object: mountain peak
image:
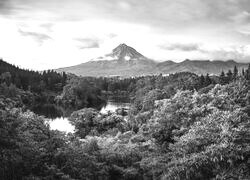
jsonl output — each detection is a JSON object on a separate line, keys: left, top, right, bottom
{"left": 112, "top": 43, "right": 144, "bottom": 60}
{"left": 114, "top": 43, "right": 132, "bottom": 50}
{"left": 117, "top": 43, "right": 128, "bottom": 47}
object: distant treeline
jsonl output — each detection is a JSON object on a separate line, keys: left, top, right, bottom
{"left": 219, "top": 64, "right": 250, "bottom": 84}
{"left": 0, "top": 59, "right": 67, "bottom": 93}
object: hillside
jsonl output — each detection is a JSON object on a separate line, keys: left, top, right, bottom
{"left": 0, "top": 59, "right": 67, "bottom": 92}
{"left": 157, "top": 59, "right": 248, "bottom": 75}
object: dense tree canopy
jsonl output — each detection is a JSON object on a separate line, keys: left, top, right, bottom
{"left": 0, "top": 59, "right": 67, "bottom": 92}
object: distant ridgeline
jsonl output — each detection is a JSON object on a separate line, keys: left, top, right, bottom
{"left": 56, "top": 43, "right": 249, "bottom": 77}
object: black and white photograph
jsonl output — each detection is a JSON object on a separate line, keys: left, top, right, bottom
{"left": 1, "top": 0, "right": 250, "bottom": 179}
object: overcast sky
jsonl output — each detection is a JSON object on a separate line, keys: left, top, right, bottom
{"left": 1, "top": 0, "right": 250, "bottom": 70}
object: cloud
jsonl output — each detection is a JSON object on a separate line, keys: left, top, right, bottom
{"left": 107, "top": 33, "right": 117, "bottom": 38}
{"left": 0, "top": 0, "right": 31, "bottom": 17}
{"left": 40, "top": 23, "right": 54, "bottom": 32}
{"left": 18, "top": 29, "right": 52, "bottom": 45}
{"left": 0, "top": 0, "right": 12, "bottom": 15}
{"left": 75, "top": 38, "right": 100, "bottom": 49}
{"left": 157, "top": 42, "right": 250, "bottom": 62}
{"left": 231, "top": 11, "right": 250, "bottom": 23}
{"left": 117, "top": 1, "right": 131, "bottom": 11}
{"left": 3, "top": 0, "right": 250, "bottom": 32}
{"left": 207, "top": 46, "right": 247, "bottom": 61}
{"left": 160, "top": 43, "right": 201, "bottom": 52}
{"left": 2, "top": 0, "right": 250, "bottom": 70}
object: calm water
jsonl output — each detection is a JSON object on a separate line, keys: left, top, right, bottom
{"left": 49, "top": 117, "right": 75, "bottom": 133}
{"left": 100, "top": 101, "right": 130, "bottom": 114}
{"left": 44, "top": 97, "right": 130, "bottom": 133}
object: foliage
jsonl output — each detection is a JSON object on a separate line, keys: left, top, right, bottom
{"left": 56, "top": 78, "right": 106, "bottom": 110}
{"left": 147, "top": 79, "right": 250, "bottom": 179}
{"left": 69, "top": 108, "right": 128, "bottom": 138}
{"left": 0, "top": 100, "right": 71, "bottom": 180}
{"left": 0, "top": 59, "right": 67, "bottom": 92}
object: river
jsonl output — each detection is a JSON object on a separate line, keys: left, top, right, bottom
{"left": 100, "top": 101, "right": 130, "bottom": 114}
{"left": 47, "top": 99, "right": 130, "bottom": 133}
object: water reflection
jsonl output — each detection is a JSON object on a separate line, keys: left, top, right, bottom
{"left": 32, "top": 104, "right": 63, "bottom": 119}
{"left": 100, "top": 101, "right": 130, "bottom": 114}
{"left": 35, "top": 96, "right": 131, "bottom": 133}
{"left": 32, "top": 104, "right": 75, "bottom": 119}
{"left": 32, "top": 102, "right": 106, "bottom": 119}
{"left": 49, "top": 117, "right": 74, "bottom": 133}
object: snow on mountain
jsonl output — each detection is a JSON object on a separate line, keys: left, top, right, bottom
{"left": 91, "top": 43, "right": 146, "bottom": 62}
{"left": 56, "top": 44, "right": 249, "bottom": 77}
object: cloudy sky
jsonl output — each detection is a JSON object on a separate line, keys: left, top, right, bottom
{"left": 1, "top": 0, "right": 250, "bottom": 70}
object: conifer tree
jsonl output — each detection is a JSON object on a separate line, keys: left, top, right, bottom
{"left": 226, "top": 69, "right": 233, "bottom": 82}
{"left": 204, "top": 73, "right": 212, "bottom": 86}
{"left": 246, "top": 64, "right": 250, "bottom": 80}
{"left": 233, "top": 65, "right": 238, "bottom": 79}
{"left": 219, "top": 71, "right": 226, "bottom": 84}
{"left": 199, "top": 74, "right": 205, "bottom": 88}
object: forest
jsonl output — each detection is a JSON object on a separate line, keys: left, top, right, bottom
{"left": 1, "top": 58, "right": 250, "bottom": 180}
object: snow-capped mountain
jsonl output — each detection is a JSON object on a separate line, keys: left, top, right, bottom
{"left": 56, "top": 44, "right": 249, "bottom": 77}
{"left": 91, "top": 43, "right": 147, "bottom": 61}
{"left": 57, "top": 44, "right": 157, "bottom": 76}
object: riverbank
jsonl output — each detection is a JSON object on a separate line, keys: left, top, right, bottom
{"left": 46, "top": 98, "right": 131, "bottom": 133}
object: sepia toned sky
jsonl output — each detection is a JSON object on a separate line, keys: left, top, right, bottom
{"left": 1, "top": 0, "right": 250, "bottom": 70}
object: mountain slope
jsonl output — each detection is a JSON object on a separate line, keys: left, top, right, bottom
{"left": 57, "top": 44, "right": 249, "bottom": 77}
{"left": 111, "top": 43, "right": 144, "bottom": 60}
{"left": 57, "top": 44, "right": 157, "bottom": 76}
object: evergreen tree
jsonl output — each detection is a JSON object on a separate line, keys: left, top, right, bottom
{"left": 226, "top": 69, "right": 233, "bottom": 82}
{"left": 233, "top": 65, "right": 238, "bottom": 79}
{"left": 199, "top": 74, "right": 205, "bottom": 88}
{"left": 219, "top": 70, "right": 226, "bottom": 84}
{"left": 204, "top": 73, "right": 212, "bottom": 86}
{"left": 246, "top": 64, "right": 250, "bottom": 80}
